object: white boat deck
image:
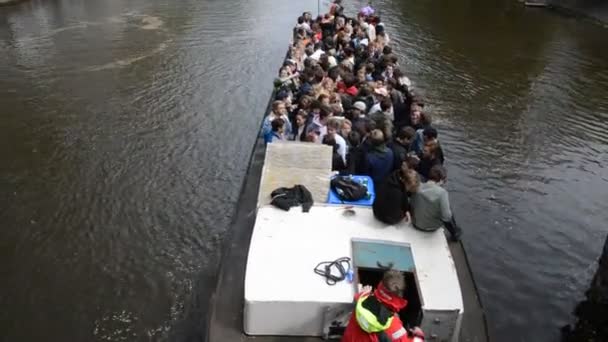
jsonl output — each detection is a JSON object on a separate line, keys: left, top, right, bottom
{"left": 244, "top": 205, "right": 463, "bottom": 336}
{"left": 244, "top": 141, "right": 463, "bottom": 338}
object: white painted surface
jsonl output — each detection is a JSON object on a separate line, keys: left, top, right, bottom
{"left": 244, "top": 205, "right": 463, "bottom": 336}
{"left": 257, "top": 142, "right": 333, "bottom": 206}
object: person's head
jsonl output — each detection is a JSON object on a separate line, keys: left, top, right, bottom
{"left": 271, "top": 118, "right": 285, "bottom": 134}
{"left": 382, "top": 270, "right": 406, "bottom": 297}
{"left": 356, "top": 67, "right": 366, "bottom": 82}
{"left": 422, "top": 127, "right": 438, "bottom": 143}
{"left": 318, "top": 94, "right": 330, "bottom": 106}
{"left": 319, "top": 105, "right": 333, "bottom": 123}
{"left": 385, "top": 63, "right": 394, "bottom": 76}
{"left": 330, "top": 103, "right": 343, "bottom": 116}
{"left": 342, "top": 73, "right": 356, "bottom": 88}
{"left": 341, "top": 119, "right": 352, "bottom": 137}
{"left": 276, "top": 90, "right": 290, "bottom": 105}
{"left": 311, "top": 100, "right": 322, "bottom": 114}
{"left": 313, "top": 68, "right": 325, "bottom": 84}
{"left": 396, "top": 126, "right": 416, "bottom": 145}
{"left": 422, "top": 140, "right": 438, "bottom": 159}
{"left": 347, "top": 130, "right": 361, "bottom": 147}
{"left": 380, "top": 97, "right": 393, "bottom": 112}
{"left": 382, "top": 45, "right": 392, "bottom": 55}
{"left": 336, "top": 16, "right": 345, "bottom": 28}
{"left": 299, "top": 95, "right": 313, "bottom": 111}
{"left": 343, "top": 46, "right": 355, "bottom": 58}
{"left": 322, "top": 135, "right": 339, "bottom": 153}
{"left": 328, "top": 66, "right": 341, "bottom": 82}
{"left": 295, "top": 110, "right": 307, "bottom": 127}
{"left": 401, "top": 169, "right": 420, "bottom": 193}
{"left": 428, "top": 165, "right": 447, "bottom": 184}
{"left": 370, "top": 129, "right": 385, "bottom": 147}
{"left": 420, "top": 112, "right": 432, "bottom": 127}
{"left": 352, "top": 101, "right": 367, "bottom": 117}
{"left": 305, "top": 127, "right": 321, "bottom": 143}
{"left": 279, "top": 66, "right": 290, "bottom": 78}
{"left": 404, "top": 154, "right": 420, "bottom": 171}
{"left": 297, "top": 16, "right": 305, "bottom": 25}
{"left": 326, "top": 118, "right": 341, "bottom": 136}
{"left": 365, "top": 63, "right": 375, "bottom": 74}
{"left": 272, "top": 100, "right": 286, "bottom": 116}
{"left": 410, "top": 109, "right": 421, "bottom": 125}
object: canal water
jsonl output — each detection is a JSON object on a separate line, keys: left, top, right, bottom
{"left": 1, "top": 0, "right": 606, "bottom": 341}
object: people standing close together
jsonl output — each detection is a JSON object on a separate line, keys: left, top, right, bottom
{"left": 264, "top": 1, "right": 462, "bottom": 241}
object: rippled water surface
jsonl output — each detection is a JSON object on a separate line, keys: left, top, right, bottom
{"left": 1, "top": 0, "right": 607, "bottom": 341}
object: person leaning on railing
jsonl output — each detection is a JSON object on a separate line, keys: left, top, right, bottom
{"left": 410, "top": 165, "right": 462, "bottom": 241}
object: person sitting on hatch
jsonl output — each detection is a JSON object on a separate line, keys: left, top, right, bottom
{"left": 342, "top": 270, "right": 425, "bottom": 342}
{"left": 410, "top": 165, "right": 462, "bottom": 241}
{"left": 373, "top": 167, "right": 419, "bottom": 225}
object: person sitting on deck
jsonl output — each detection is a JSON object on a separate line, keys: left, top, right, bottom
{"left": 264, "top": 118, "right": 285, "bottom": 144}
{"left": 365, "top": 129, "right": 394, "bottom": 186}
{"left": 342, "top": 270, "right": 425, "bottom": 342}
{"left": 411, "top": 165, "right": 462, "bottom": 241}
{"left": 373, "top": 168, "right": 419, "bottom": 225}
{"left": 416, "top": 140, "right": 442, "bottom": 181}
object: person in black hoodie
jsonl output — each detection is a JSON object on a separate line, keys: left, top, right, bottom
{"left": 345, "top": 131, "right": 368, "bottom": 175}
{"left": 373, "top": 168, "right": 419, "bottom": 225}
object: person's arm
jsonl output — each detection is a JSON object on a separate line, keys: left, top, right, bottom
{"left": 282, "top": 115, "right": 292, "bottom": 136}
{"left": 261, "top": 116, "right": 271, "bottom": 135}
{"left": 338, "top": 141, "right": 347, "bottom": 164}
{"left": 439, "top": 189, "right": 453, "bottom": 222}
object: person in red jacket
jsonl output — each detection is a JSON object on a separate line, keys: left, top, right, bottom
{"left": 342, "top": 270, "right": 425, "bottom": 342}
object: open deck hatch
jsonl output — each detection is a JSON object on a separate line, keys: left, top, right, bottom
{"left": 352, "top": 239, "right": 423, "bottom": 328}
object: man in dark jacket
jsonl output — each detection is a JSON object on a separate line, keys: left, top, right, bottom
{"left": 365, "top": 129, "right": 394, "bottom": 186}
{"left": 390, "top": 126, "right": 416, "bottom": 171}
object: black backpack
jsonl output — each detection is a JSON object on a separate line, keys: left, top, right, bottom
{"left": 330, "top": 176, "right": 367, "bottom": 202}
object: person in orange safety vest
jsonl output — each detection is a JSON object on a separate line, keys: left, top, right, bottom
{"left": 342, "top": 270, "right": 425, "bottom": 342}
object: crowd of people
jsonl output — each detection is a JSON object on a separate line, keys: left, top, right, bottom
{"left": 264, "top": 1, "right": 462, "bottom": 243}
{"left": 262, "top": 3, "right": 464, "bottom": 340}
